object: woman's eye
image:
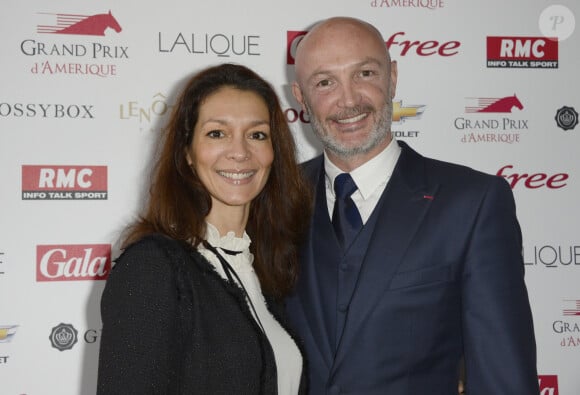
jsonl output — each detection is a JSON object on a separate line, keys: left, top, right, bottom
{"left": 206, "top": 130, "right": 224, "bottom": 138}
{"left": 250, "top": 131, "right": 269, "bottom": 140}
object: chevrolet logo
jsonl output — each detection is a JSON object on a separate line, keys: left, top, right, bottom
{"left": 392, "top": 101, "right": 425, "bottom": 123}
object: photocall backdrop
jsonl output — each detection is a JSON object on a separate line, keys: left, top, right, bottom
{"left": 1, "top": 1, "right": 578, "bottom": 394}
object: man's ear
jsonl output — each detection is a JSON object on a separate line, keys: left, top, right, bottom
{"left": 389, "top": 60, "right": 398, "bottom": 98}
{"left": 291, "top": 81, "right": 307, "bottom": 113}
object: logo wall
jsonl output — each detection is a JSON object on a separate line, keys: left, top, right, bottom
{"left": 22, "top": 165, "right": 108, "bottom": 200}
{"left": 20, "top": 10, "right": 128, "bottom": 77}
{"left": 36, "top": 244, "right": 111, "bottom": 281}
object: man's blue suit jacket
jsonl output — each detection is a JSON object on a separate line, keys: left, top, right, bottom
{"left": 286, "top": 141, "right": 539, "bottom": 395}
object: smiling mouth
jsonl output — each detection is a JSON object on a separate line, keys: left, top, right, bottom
{"left": 218, "top": 171, "right": 255, "bottom": 181}
{"left": 336, "top": 113, "right": 368, "bottom": 124}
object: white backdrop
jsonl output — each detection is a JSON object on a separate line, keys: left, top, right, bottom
{"left": 1, "top": 1, "right": 579, "bottom": 394}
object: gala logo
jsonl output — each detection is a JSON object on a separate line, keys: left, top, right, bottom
{"left": 538, "top": 375, "right": 559, "bottom": 395}
{"left": 37, "top": 10, "right": 122, "bottom": 36}
{"left": 36, "top": 244, "right": 111, "bottom": 281}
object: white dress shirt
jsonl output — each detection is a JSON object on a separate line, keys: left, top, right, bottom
{"left": 324, "top": 138, "right": 402, "bottom": 223}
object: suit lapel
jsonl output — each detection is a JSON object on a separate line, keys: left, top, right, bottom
{"left": 296, "top": 158, "right": 339, "bottom": 367}
{"left": 332, "top": 141, "right": 440, "bottom": 368}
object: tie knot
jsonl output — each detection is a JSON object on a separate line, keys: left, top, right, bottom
{"left": 334, "top": 173, "right": 358, "bottom": 199}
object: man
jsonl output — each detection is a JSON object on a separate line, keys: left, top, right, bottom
{"left": 285, "top": 17, "right": 539, "bottom": 394}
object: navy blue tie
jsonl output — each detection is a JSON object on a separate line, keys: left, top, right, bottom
{"left": 332, "top": 173, "right": 363, "bottom": 249}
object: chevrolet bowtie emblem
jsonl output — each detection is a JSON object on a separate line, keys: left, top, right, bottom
{"left": 392, "top": 101, "right": 426, "bottom": 122}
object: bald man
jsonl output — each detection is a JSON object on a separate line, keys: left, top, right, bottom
{"left": 285, "top": 17, "right": 539, "bottom": 395}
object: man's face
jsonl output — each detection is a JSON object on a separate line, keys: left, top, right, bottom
{"left": 293, "top": 20, "right": 398, "bottom": 169}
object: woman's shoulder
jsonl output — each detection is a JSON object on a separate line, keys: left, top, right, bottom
{"left": 105, "top": 234, "right": 205, "bottom": 301}
{"left": 112, "top": 234, "right": 196, "bottom": 279}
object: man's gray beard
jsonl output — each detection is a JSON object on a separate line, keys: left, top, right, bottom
{"left": 306, "top": 101, "right": 393, "bottom": 159}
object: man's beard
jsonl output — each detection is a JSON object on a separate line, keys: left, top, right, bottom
{"left": 305, "top": 100, "right": 393, "bottom": 159}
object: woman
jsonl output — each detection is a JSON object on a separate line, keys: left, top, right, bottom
{"left": 97, "top": 63, "right": 312, "bottom": 394}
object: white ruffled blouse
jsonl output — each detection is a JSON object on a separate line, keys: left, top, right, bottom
{"left": 198, "top": 223, "right": 302, "bottom": 395}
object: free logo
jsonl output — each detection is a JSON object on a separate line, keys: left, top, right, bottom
{"left": 496, "top": 165, "right": 568, "bottom": 189}
{"left": 287, "top": 31, "right": 306, "bottom": 64}
{"left": 22, "top": 165, "right": 107, "bottom": 200}
{"left": 37, "top": 10, "right": 122, "bottom": 36}
{"left": 286, "top": 30, "right": 461, "bottom": 64}
{"left": 487, "top": 36, "right": 558, "bottom": 68}
{"left": 49, "top": 323, "right": 78, "bottom": 351}
{"left": 554, "top": 106, "right": 578, "bottom": 131}
{"left": 36, "top": 244, "right": 111, "bottom": 281}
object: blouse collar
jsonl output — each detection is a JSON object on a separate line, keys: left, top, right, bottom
{"left": 205, "top": 222, "right": 251, "bottom": 255}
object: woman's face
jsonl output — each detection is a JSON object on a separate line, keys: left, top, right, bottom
{"left": 186, "top": 86, "right": 274, "bottom": 216}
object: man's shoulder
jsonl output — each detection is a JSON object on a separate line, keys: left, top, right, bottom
{"left": 400, "top": 141, "right": 506, "bottom": 189}
{"left": 299, "top": 154, "right": 324, "bottom": 180}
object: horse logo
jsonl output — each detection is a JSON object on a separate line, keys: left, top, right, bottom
{"left": 37, "top": 10, "right": 122, "bottom": 36}
{"left": 465, "top": 94, "right": 524, "bottom": 113}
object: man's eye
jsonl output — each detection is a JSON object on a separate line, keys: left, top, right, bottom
{"left": 206, "top": 130, "right": 224, "bottom": 138}
{"left": 360, "top": 69, "right": 375, "bottom": 77}
{"left": 316, "top": 79, "right": 332, "bottom": 87}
